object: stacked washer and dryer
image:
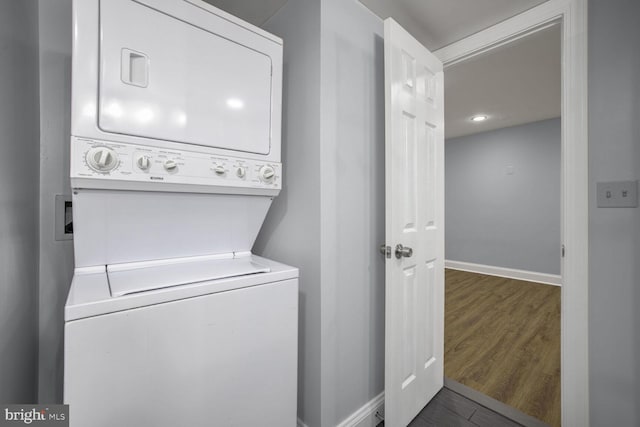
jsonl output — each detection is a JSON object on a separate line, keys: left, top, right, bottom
{"left": 63, "top": 0, "right": 298, "bottom": 426}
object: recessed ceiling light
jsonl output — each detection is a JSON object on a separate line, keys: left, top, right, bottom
{"left": 471, "top": 115, "right": 488, "bottom": 122}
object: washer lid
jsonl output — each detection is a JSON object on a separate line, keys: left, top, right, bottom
{"left": 107, "top": 252, "right": 270, "bottom": 297}
{"left": 65, "top": 255, "right": 298, "bottom": 322}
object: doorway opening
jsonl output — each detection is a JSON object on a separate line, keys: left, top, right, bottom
{"left": 428, "top": 0, "right": 590, "bottom": 422}
{"left": 442, "top": 24, "right": 562, "bottom": 427}
{"left": 374, "top": 0, "right": 587, "bottom": 425}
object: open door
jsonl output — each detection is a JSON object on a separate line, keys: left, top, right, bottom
{"left": 383, "top": 18, "right": 445, "bottom": 427}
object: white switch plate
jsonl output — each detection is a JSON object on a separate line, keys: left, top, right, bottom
{"left": 597, "top": 180, "right": 638, "bottom": 208}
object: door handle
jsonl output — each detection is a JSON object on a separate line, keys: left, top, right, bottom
{"left": 121, "top": 48, "right": 149, "bottom": 87}
{"left": 395, "top": 244, "right": 413, "bottom": 259}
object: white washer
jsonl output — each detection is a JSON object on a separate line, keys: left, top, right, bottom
{"left": 64, "top": 1, "right": 297, "bottom": 426}
{"left": 65, "top": 255, "right": 297, "bottom": 427}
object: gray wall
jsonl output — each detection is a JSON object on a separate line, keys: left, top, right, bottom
{"left": 23, "top": 1, "right": 640, "bottom": 425}
{"left": 445, "top": 118, "right": 561, "bottom": 275}
{"left": 0, "top": 0, "right": 40, "bottom": 403}
{"left": 588, "top": 0, "right": 640, "bottom": 425}
{"left": 37, "top": 0, "right": 74, "bottom": 404}
{"left": 257, "top": 1, "right": 385, "bottom": 426}
{"left": 319, "top": 1, "right": 385, "bottom": 426}
{"left": 256, "top": 1, "right": 322, "bottom": 425}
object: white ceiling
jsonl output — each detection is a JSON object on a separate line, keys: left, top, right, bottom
{"left": 445, "top": 24, "right": 561, "bottom": 139}
{"left": 203, "top": 0, "right": 560, "bottom": 140}
{"left": 358, "top": 0, "right": 549, "bottom": 50}
{"left": 202, "top": 0, "right": 288, "bottom": 26}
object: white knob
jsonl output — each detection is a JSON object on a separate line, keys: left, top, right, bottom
{"left": 137, "top": 155, "right": 151, "bottom": 171}
{"left": 86, "top": 147, "right": 119, "bottom": 172}
{"left": 236, "top": 167, "right": 246, "bottom": 178}
{"left": 214, "top": 165, "right": 226, "bottom": 175}
{"left": 260, "top": 165, "right": 276, "bottom": 181}
{"left": 164, "top": 160, "right": 178, "bottom": 171}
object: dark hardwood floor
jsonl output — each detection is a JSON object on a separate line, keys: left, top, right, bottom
{"left": 408, "top": 387, "right": 526, "bottom": 427}
{"left": 444, "top": 269, "right": 561, "bottom": 426}
{"left": 376, "top": 386, "right": 526, "bottom": 427}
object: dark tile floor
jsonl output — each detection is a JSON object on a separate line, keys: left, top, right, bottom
{"left": 378, "top": 387, "right": 524, "bottom": 427}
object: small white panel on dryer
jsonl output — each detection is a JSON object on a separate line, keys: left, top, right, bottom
{"left": 107, "top": 254, "right": 271, "bottom": 297}
{"left": 98, "top": 0, "right": 273, "bottom": 155}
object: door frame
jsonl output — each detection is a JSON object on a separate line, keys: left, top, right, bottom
{"left": 434, "top": 0, "right": 589, "bottom": 425}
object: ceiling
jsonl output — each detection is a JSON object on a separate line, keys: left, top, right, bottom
{"left": 202, "top": 0, "right": 287, "bottom": 26}
{"left": 204, "top": 0, "right": 547, "bottom": 46}
{"left": 203, "top": 0, "right": 560, "bottom": 140}
{"left": 358, "top": 0, "right": 549, "bottom": 50}
{"left": 445, "top": 24, "right": 561, "bottom": 139}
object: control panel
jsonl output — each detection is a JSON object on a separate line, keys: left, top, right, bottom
{"left": 71, "top": 138, "right": 282, "bottom": 193}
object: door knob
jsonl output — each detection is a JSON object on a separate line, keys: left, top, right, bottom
{"left": 395, "top": 244, "right": 413, "bottom": 259}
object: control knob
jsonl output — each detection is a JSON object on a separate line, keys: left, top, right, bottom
{"left": 86, "top": 146, "right": 119, "bottom": 173}
{"left": 214, "top": 165, "right": 226, "bottom": 175}
{"left": 259, "top": 165, "right": 276, "bottom": 182}
{"left": 236, "top": 167, "right": 246, "bottom": 178}
{"left": 137, "top": 155, "right": 151, "bottom": 171}
{"left": 164, "top": 159, "right": 178, "bottom": 172}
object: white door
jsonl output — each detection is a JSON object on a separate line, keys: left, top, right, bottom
{"left": 383, "top": 18, "right": 445, "bottom": 427}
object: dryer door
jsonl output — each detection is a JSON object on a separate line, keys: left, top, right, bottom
{"left": 98, "top": 0, "right": 275, "bottom": 155}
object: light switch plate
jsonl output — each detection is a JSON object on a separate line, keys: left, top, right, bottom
{"left": 597, "top": 180, "right": 638, "bottom": 208}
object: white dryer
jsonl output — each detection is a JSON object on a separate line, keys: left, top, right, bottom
{"left": 64, "top": 1, "right": 297, "bottom": 426}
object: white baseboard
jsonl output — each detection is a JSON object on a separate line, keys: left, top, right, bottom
{"left": 445, "top": 260, "right": 562, "bottom": 286}
{"left": 296, "top": 393, "right": 384, "bottom": 427}
{"left": 336, "top": 392, "right": 384, "bottom": 427}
